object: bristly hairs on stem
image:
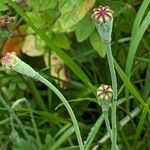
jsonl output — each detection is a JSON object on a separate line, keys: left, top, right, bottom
{"left": 92, "top": 6, "right": 119, "bottom": 150}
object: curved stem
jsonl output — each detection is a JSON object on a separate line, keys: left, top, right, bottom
{"left": 34, "top": 73, "right": 84, "bottom": 150}
{"left": 104, "top": 41, "right": 118, "bottom": 150}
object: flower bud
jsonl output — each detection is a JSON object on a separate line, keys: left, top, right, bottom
{"left": 97, "top": 84, "right": 113, "bottom": 111}
{"left": 1, "top": 52, "right": 18, "bottom": 69}
{"left": 1, "top": 52, "right": 37, "bottom": 78}
{"left": 97, "top": 84, "right": 113, "bottom": 101}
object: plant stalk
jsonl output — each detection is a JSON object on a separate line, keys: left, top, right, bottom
{"left": 103, "top": 110, "right": 112, "bottom": 141}
{"left": 104, "top": 41, "right": 118, "bottom": 150}
{"left": 34, "top": 73, "right": 84, "bottom": 150}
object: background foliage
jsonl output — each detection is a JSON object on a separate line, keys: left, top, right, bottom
{"left": 0, "top": 0, "right": 150, "bottom": 150}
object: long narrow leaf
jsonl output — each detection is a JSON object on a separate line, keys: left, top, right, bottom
{"left": 132, "top": 0, "right": 150, "bottom": 34}
{"left": 125, "top": 10, "right": 150, "bottom": 76}
{"left": 143, "top": 56, "right": 150, "bottom": 99}
{"left": 114, "top": 61, "right": 148, "bottom": 111}
{"left": 50, "top": 127, "right": 74, "bottom": 150}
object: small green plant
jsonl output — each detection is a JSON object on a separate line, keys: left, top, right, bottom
{"left": 0, "top": 0, "right": 150, "bottom": 150}
{"left": 92, "top": 6, "right": 118, "bottom": 150}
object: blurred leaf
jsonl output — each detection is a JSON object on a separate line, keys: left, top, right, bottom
{"left": 60, "top": 0, "right": 95, "bottom": 28}
{"left": 58, "top": 0, "right": 75, "bottom": 14}
{"left": 70, "top": 0, "right": 79, "bottom": 5}
{"left": 12, "top": 138, "right": 37, "bottom": 150}
{"left": 0, "top": 3, "right": 8, "bottom": 12}
{"left": 99, "top": 0, "right": 126, "bottom": 15}
{"left": 118, "top": 48, "right": 126, "bottom": 67}
{"left": 120, "top": 7, "right": 136, "bottom": 33}
{"left": 42, "top": 9, "right": 58, "bottom": 26}
{"left": 52, "top": 34, "right": 71, "bottom": 49}
{"left": 0, "top": 30, "right": 10, "bottom": 42}
{"left": 53, "top": 0, "right": 95, "bottom": 32}
{"left": 26, "top": 12, "right": 45, "bottom": 29}
{"left": 0, "top": 0, "right": 9, "bottom": 8}
{"left": 41, "top": 134, "right": 55, "bottom": 150}
{"left": 30, "top": 0, "right": 58, "bottom": 11}
{"left": 1, "top": 0, "right": 9, "bottom": 2}
{"left": 75, "top": 13, "right": 95, "bottom": 42}
{"left": 90, "top": 31, "right": 106, "bottom": 58}
{"left": 53, "top": 21, "right": 75, "bottom": 33}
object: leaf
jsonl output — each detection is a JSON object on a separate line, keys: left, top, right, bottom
{"left": 52, "top": 34, "right": 71, "bottom": 49}
{"left": 53, "top": 0, "right": 95, "bottom": 32}
{"left": 58, "top": 0, "right": 73, "bottom": 14}
{"left": 30, "top": 0, "right": 57, "bottom": 11}
{"left": 75, "top": 13, "right": 95, "bottom": 42}
{"left": 99, "top": 0, "right": 126, "bottom": 15}
{"left": 12, "top": 138, "right": 36, "bottom": 150}
{"left": 0, "top": 30, "right": 10, "bottom": 42}
{"left": 120, "top": 7, "right": 136, "bottom": 33}
{"left": 26, "top": 12, "right": 45, "bottom": 29}
{"left": 90, "top": 31, "right": 106, "bottom": 58}
{"left": 0, "top": 3, "right": 8, "bottom": 12}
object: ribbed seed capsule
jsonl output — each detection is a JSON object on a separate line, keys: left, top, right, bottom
{"left": 92, "top": 6, "right": 114, "bottom": 24}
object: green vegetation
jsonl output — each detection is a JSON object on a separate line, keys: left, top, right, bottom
{"left": 0, "top": 0, "right": 150, "bottom": 150}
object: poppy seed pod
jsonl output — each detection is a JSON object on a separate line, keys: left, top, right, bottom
{"left": 92, "top": 6, "right": 114, "bottom": 42}
{"left": 92, "top": 6, "right": 113, "bottom": 25}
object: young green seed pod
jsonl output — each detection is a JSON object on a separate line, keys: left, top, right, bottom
{"left": 92, "top": 6, "right": 113, "bottom": 25}
{"left": 92, "top": 6, "right": 114, "bottom": 42}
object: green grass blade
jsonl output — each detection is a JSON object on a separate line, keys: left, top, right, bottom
{"left": 11, "top": 98, "right": 41, "bottom": 148}
{"left": 57, "top": 146, "right": 79, "bottom": 150}
{"left": 114, "top": 61, "right": 148, "bottom": 110}
{"left": 132, "top": 0, "right": 150, "bottom": 34}
{"left": 54, "top": 124, "right": 71, "bottom": 139}
{"left": 84, "top": 114, "right": 104, "bottom": 150}
{"left": 50, "top": 126, "right": 74, "bottom": 150}
{"left": 132, "top": 104, "right": 148, "bottom": 150}
{"left": 9, "top": 1, "right": 93, "bottom": 90}
{"left": 143, "top": 56, "right": 150, "bottom": 99}
{"left": 125, "top": 10, "right": 150, "bottom": 77}
{"left": 120, "top": 129, "right": 130, "bottom": 149}
{"left": 0, "top": 95, "right": 31, "bottom": 142}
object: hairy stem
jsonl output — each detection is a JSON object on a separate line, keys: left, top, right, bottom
{"left": 103, "top": 110, "right": 112, "bottom": 141}
{"left": 34, "top": 73, "right": 84, "bottom": 150}
{"left": 104, "top": 41, "right": 118, "bottom": 150}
